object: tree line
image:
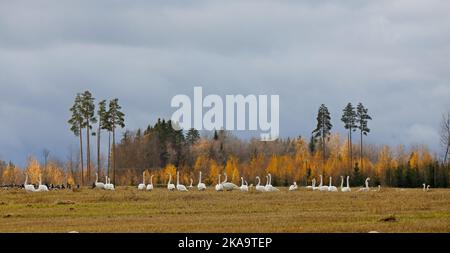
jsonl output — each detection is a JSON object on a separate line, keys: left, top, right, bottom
{"left": 0, "top": 97, "right": 449, "bottom": 188}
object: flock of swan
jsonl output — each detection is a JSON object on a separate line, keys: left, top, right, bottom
{"left": 133, "top": 172, "right": 378, "bottom": 193}
{"left": 24, "top": 174, "right": 49, "bottom": 192}
{"left": 20, "top": 171, "right": 432, "bottom": 193}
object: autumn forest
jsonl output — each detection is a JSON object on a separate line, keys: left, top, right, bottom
{"left": 1, "top": 91, "right": 449, "bottom": 189}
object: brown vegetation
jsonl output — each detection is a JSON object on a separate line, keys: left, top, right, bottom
{"left": 0, "top": 187, "right": 449, "bottom": 232}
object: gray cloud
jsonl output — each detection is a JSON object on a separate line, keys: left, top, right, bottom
{"left": 1, "top": 0, "right": 449, "bottom": 166}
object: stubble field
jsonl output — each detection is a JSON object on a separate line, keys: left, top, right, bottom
{"left": 0, "top": 187, "right": 449, "bottom": 233}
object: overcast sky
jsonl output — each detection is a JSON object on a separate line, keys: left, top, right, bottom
{"left": 1, "top": 0, "right": 449, "bottom": 166}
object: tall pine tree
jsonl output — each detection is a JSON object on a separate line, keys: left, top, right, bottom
{"left": 68, "top": 93, "right": 84, "bottom": 185}
{"left": 312, "top": 104, "right": 332, "bottom": 169}
{"left": 341, "top": 103, "right": 357, "bottom": 171}
{"left": 108, "top": 98, "right": 125, "bottom": 185}
{"left": 96, "top": 99, "right": 109, "bottom": 177}
{"left": 80, "top": 91, "right": 96, "bottom": 183}
{"left": 356, "top": 103, "right": 372, "bottom": 170}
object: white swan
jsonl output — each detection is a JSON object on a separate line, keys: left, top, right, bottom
{"left": 239, "top": 177, "right": 249, "bottom": 192}
{"left": 24, "top": 174, "right": 36, "bottom": 192}
{"left": 255, "top": 176, "right": 266, "bottom": 192}
{"left": 104, "top": 176, "right": 110, "bottom": 190}
{"left": 289, "top": 181, "right": 298, "bottom": 191}
{"left": 146, "top": 175, "right": 154, "bottom": 191}
{"left": 341, "top": 176, "right": 351, "bottom": 192}
{"left": 188, "top": 178, "right": 194, "bottom": 189}
{"left": 176, "top": 171, "right": 188, "bottom": 191}
{"left": 167, "top": 174, "right": 175, "bottom": 191}
{"left": 109, "top": 177, "right": 115, "bottom": 190}
{"left": 306, "top": 178, "right": 316, "bottom": 190}
{"left": 264, "top": 175, "right": 270, "bottom": 191}
{"left": 197, "top": 171, "right": 206, "bottom": 191}
{"left": 105, "top": 176, "right": 115, "bottom": 190}
{"left": 138, "top": 171, "right": 146, "bottom": 190}
{"left": 358, "top": 177, "right": 370, "bottom": 192}
{"left": 222, "top": 173, "right": 239, "bottom": 191}
{"left": 328, "top": 177, "right": 338, "bottom": 192}
{"left": 37, "top": 175, "right": 48, "bottom": 192}
{"left": 318, "top": 175, "right": 328, "bottom": 191}
{"left": 266, "top": 173, "right": 279, "bottom": 192}
{"left": 422, "top": 183, "right": 426, "bottom": 192}
{"left": 95, "top": 173, "right": 105, "bottom": 189}
{"left": 215, "top": 174, "right": 223, "bottom": 191}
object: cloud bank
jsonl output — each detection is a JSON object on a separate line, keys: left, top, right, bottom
{"left": 1, "top": 0, "right": 449, "bottom": 165}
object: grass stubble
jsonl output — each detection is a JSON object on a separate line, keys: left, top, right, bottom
{"left": 0, "top": 187, "right": 449, "bottom": 233}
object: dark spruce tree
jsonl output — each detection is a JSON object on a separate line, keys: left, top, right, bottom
{"left": 341, "top": 103, "right": 357, "bottom": 171}
{"left": 356, "top": 103, "right": 372, "bottom": 170}
{"left": 186, "top": 128, "right": 200, "bottom": 146}
{"left": 312, "top": 104, "right": 332, "bottom": 169}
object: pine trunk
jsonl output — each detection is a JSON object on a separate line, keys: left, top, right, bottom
{"left": 79, "top": 123, "right": 84, "bottom": 186}
{"left": 107, "top": 132, "right": 111, "bottom": 178}
{"left": 86, "top": 119, "right": 91, "bottom": 184}
{"left": 97, "top": 122, "right": 101, "bottom": 177}
{"left": 349, "top": 127, "right": 353, "bottom": 170}
{"left": 360, "top": 130, "right": 363, "bottom": 170}
{"left": 112, "top": 127, "right": 116, "bottom": 185}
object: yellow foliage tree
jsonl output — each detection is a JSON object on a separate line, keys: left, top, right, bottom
{"left": 163, "top": 163, "right": 177, "bottom": 183}
{"left": 26, "top": 157, "right": 41, "bottom": 184}
{"left": 208, "top": 159, "right": 221, "bottom": 185}
{"left": 2, "top": 165, "right": 22, "bottom": 185}
{"left": 247, "top": 153, "right": 265, "bottom": 180}
{"left": 43, "top": 161, "right": 65, "bottom": 185}
{"left": 225, "top": 155, "right": 239, "bottom": 184}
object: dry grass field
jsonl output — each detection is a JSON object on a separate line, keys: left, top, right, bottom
{"left": 0, "top": 187, "right": 449, "bottom": 233}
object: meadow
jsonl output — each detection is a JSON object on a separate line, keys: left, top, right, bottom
{"left": 0, "top": 187, "right": 449, "bottom": 233}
